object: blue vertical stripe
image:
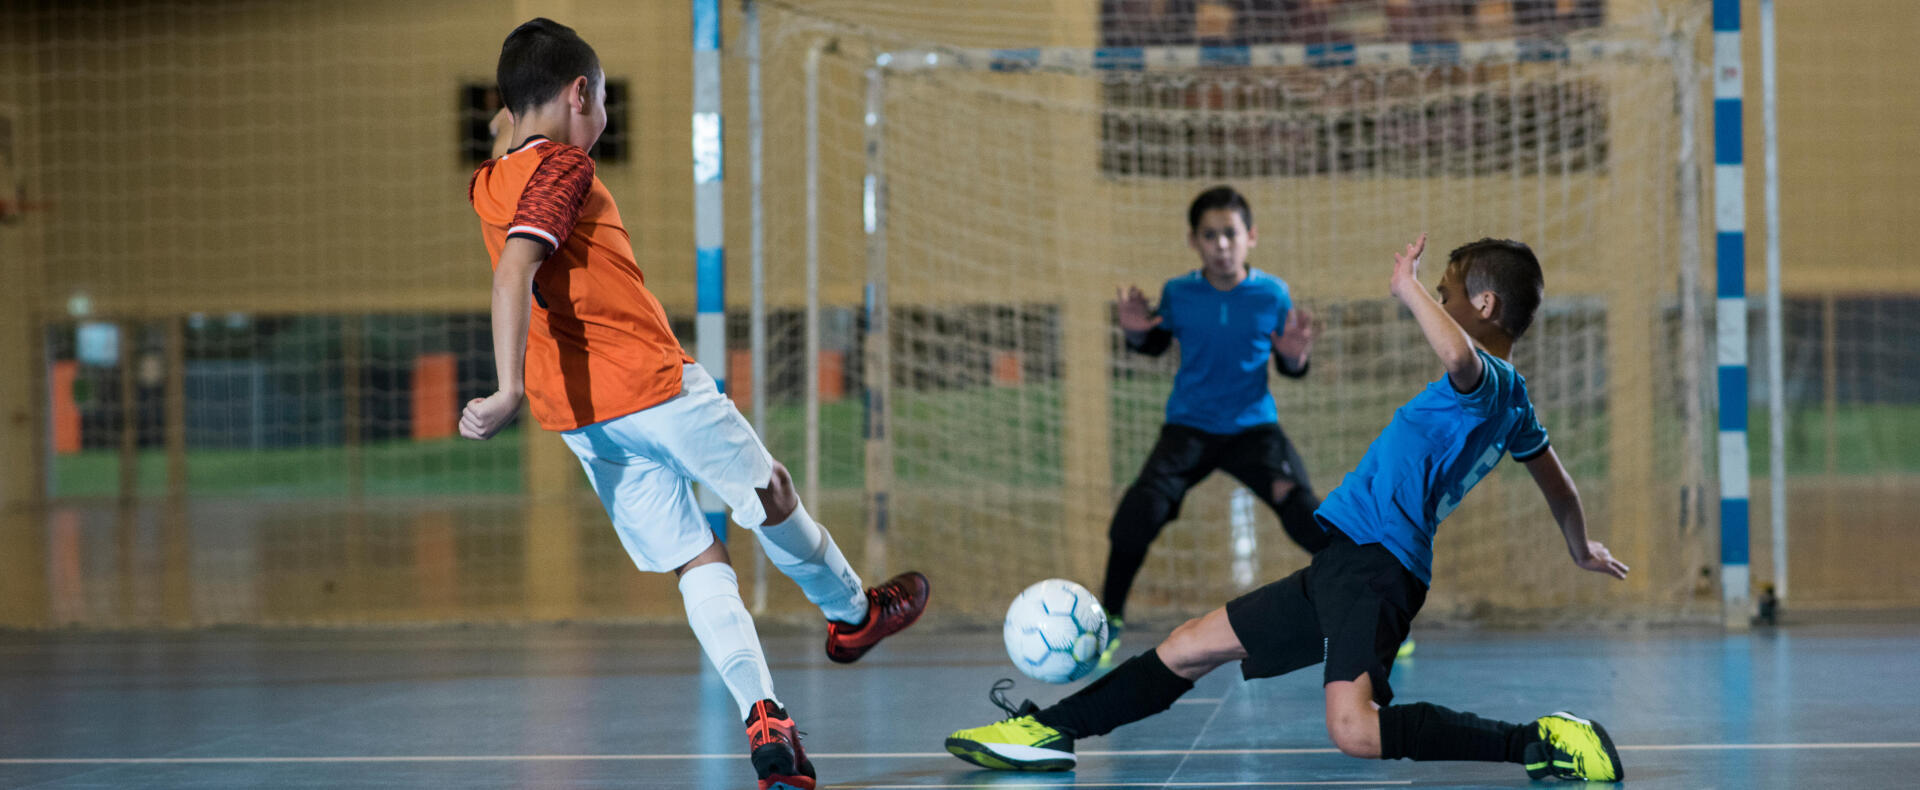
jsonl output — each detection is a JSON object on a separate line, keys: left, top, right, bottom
{"left": 1718, "top": 367, "right": 1748, "bottom": 432}
{"left": 1716, "top": 232, "right": 1745, "bottom": 297}
{"left": 697, "top": 248, "right": 725, "bottom": 313}
{"left": 1720, "top": 499, "right": 1750, "bottom": 563}
{"left": 1712, "top": 0, "right": 1746, "bottom": 604}
{"left": 692, "top": 0, "right": 720, "bottom": 51}
{"left": 1713, "top": 0, "right": 1740, "bottom": 32}
{"left": 1713, "top": 100, "right": 1743, "bottom": 164}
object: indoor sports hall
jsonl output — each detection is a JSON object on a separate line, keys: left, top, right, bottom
{"left": 1, "top": 2, "right": 1916, "bottom": 788}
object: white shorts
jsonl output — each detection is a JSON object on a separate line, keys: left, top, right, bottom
{"left": 560, "top": 363, "right": 777, "bottom": 573}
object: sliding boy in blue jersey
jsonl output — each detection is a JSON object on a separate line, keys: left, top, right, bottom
{"left": 948, "top": 235, "right": 1631, "bottom": 782}
{"left": 1102, "top": 186, "right": 1323, "bottom": 665}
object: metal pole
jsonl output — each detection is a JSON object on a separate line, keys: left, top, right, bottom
{"left": 744, "top": 0, "right": 768, "bottom": 611}
{"left": 861, "top": 63, "right": 890, "bottom": 579}
{"left": 1760, "top": 0, "right": 1787, "bottom": 604}
{"left": 805, "top": 40, "right": 823, "bottom": 514}
{"left": 1711, "top": 0, "right": 1752, "bottom": 624}
{"left": 1671, "top": 21, "right": 1707, "bottom": 539}
{"left": 693, "top": 0, "right": 728, "bottom": 543}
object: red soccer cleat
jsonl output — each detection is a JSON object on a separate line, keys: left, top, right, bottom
{"left": 824, "top": 571, "right": 931, "bottom": 664}
{"left": 746, "top": 699, "right": 815, "bottom": 790}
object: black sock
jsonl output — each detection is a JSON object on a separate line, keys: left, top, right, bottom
{"left": 1378, "top": 702, "right": 1538, "bottom": 763}
{"left": 1032, "top": 650, "right": 1194, "bottom": 739}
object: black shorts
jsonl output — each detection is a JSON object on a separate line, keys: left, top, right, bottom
{"left": 1223, "top": 528, "right": 1427, "bottom": 705}
{"left": 1134, "top": 422, "right": 1312, "bottom": 519}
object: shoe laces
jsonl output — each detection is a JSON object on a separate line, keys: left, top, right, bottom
{"left": 872, "top": 579, "right": 915, "bottom": 619}
{"left": 988, "top": 678, "right": 1040, "bottom": 720}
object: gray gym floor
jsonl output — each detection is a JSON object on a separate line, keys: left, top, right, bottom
{"left": 1, "top": 621, "right": 1916, "bottom": 788}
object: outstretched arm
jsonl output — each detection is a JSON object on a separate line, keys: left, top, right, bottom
{"left": 1271, "top": 306, "right": 1313, "bottom": 378}
{"left": 1523, "top": 447, "right": 1629, "bottom": 580}
{"left": 461, "top": 237, "right": 545, "bottom": 440}
{"left": 1117, "top": 285, "right": 1172, "bottom": 356}
{"left": 1386, "top": 234, "right": 1483, "bottom": 393}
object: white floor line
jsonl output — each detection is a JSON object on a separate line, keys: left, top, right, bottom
{"left": 837, "top": 783, "right": 1409, "bottom": 788}
{"left": 1164, "top": 681, "right": 1235, "bottom": 785}
{"left": 1, "top": 742, "right": 1915, "bottom": 765}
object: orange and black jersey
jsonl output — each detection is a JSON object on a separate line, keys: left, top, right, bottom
{"left": 469, "top": 136, "right": 693, "bottom": 431}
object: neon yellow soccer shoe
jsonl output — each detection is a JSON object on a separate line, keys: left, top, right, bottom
{"left": 1097, "top": 616, "right": 1124, "bottom": 669}
{"left": 944, "top": 680, "right": 1076, "bottom": 772}
{"left": 1525, "top": 711, "right": 1624, "bottom": 781}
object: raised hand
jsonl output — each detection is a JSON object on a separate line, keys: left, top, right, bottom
{"left": 1575, "top": 540, "right": 1630, "bottom": 580}
{"left": 1272, "top": 305, "right": 1314, "bottom": 363}
{"left": 1388, "top": 232, "right": 1429, "bottom": 304}
{"left": 1116, "top": 285, "right": 1162, "bottom": 333}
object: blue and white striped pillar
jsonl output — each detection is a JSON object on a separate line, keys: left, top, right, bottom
{"left": 1713, "top": 0, "right": 1749, "bottom": 615}
{"left": 693, "top": 0, "right": 727, "bottom": 542}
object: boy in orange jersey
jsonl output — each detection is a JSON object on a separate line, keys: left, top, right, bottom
{"left": 463, "top": 19, "right": 929, "bottom": 790}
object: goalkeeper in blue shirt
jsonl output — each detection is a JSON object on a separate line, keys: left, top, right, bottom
{"left": 1100, "top": 185, "right": 1323, "bottom": 665}
{"left": 948, "top": 233, "right": 1631, "bottom": 783}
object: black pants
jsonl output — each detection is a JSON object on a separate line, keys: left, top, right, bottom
{"left": 1101, "top": 422, "right": 1325, "bottom": 620}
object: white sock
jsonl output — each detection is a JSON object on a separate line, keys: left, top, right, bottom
{"left": 755, "top": 503, "right": 869, "bottom": 625}
{"left": 678, "top": 563, "right": 776, "bottom": 720}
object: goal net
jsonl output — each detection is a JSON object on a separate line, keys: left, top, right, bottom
{"left": 751, "top": 0, "right": 1718, "bottom": 624}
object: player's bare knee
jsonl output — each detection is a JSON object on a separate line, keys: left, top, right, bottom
{"left": 1323, "top": 698, "right": 1381, "bottom": 758}
{"left": 756, "top": 461, "right": 798, "bottom": 525}
{"left": 1325, "top": 710, "right": 1374, "bottom": 758}
{"left": 673, "top": 540, "right": 732, "bottom": 578}
{"left": 1159, "top": 611, "right": 1237, "bottom": 678}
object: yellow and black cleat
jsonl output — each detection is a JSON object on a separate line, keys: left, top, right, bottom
{"left": 946, "top": 679, "right": 1077, "bottom": 772}
{"left": 1525, "top": 711, "right": 1624, "bottom": 782}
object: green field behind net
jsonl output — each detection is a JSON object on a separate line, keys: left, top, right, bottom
{"left": 50, "top": 383, "right": 1917, "bottom": 499}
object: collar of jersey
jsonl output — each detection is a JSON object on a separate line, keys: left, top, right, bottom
{"left": 506, "top": 135, "right": 551, "bottom": 156}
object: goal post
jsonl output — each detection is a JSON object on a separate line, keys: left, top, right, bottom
{"left": 748, "top": 4, "right": 1717, "bottom": 623}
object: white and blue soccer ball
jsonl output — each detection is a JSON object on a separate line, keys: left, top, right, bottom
{"left": 1003, "top": 578, "right": 1110, "bottom": 684}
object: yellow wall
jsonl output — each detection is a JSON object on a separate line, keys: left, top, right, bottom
{"left": 1, "top": 17, "right": 44, "bottom": 513}
{"left": 6, "top": 2, "right": 1915, "bottom": 313}
{"left": 1744, "top": 0, "right": 1920, "bottom": 296}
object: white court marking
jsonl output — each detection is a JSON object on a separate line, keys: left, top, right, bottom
{"left": 839, "top": 783, "right": 1409, "bottom": 788}
{"left": 2, "top": 742, "right": 1915, "bottom": 765}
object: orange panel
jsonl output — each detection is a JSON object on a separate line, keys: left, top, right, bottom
{"left": 411, "top": 353, "right": 457, "bottom": 441}
{"left": 992, "top": 350, "right": 1024, "bottom": 387}
{"left": 51, "top": 361, "right": 80, "bottom": 454}
{"left": 728, "top": 348, "right": 752, "bottom": 410}
{"left": 818, "top": 350, "right": 845, "bottom": 402}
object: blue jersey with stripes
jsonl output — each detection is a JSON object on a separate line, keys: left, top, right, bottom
{"left": 1315, "top": 349, "right": 1550, "bottom": 585}
{"left": 1157, "top": 269, "right": 1291, "bottom": 435}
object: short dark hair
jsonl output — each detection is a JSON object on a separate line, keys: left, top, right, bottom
{"left": 496, "top": 18, "right": 601, "bottom": 117}
{"left": 1446, "top": 238, "right": 1544, "bottom": 338}
{"left": 1187, "top": 185, "right": 1253, "bottom": 232}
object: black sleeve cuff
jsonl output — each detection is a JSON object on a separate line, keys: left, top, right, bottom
{"left": 506, "top": 230, "right": 558, "bottom": 256}
{"left": 1127, "top": 327, "right": 1174, "bottom": 356}
{"left": 1274, "top": 355, "right": 1310, "bottom": 379}
{"left": 1511, "top": 442, "right": 1551, "bottom": 462}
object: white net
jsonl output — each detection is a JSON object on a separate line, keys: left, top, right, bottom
{"left": 753, "top": 0, "right": 1718, "bottom": 623}
{"left": 1, "top": 2, "right": 682, "bottom": 627}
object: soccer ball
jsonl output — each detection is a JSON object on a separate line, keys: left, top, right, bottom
{"left": 1003, "top": 578, "right": 1110, "bottom": 684}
